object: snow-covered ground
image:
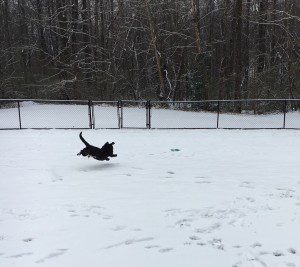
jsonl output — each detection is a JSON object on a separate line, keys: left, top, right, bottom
{"left": 0, "top": 129, "right": 300, "bottom": 267}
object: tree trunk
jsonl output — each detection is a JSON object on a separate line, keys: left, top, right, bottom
{"left": 257, "top": 0, "right": 268, "bottom": 74}
{"left": 144, "top": 0, "right": 165, "bottom": 99}
{"left": 71, "top": 0, "right": 79, "bottom": 55}
{"left": 191, "top": 0, "right": 201, "bottom": 54}
{"left": 233, "top": 0, "right": 243, "bottom": 101}
{"left": 36, "top": 0, "right": 47, "bottom": 66}
{"left": 243, "top": 0, "right": 251, "bottom": 98}
{"left": 56, "top": 0, "right": 69, "bottom": 70}
{"left": 81, "top": 0, "right": 93, "bottom": 82}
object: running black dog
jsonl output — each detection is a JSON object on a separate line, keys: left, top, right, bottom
{"left": 77, "top": 132, "right": 117, "bottom": 161}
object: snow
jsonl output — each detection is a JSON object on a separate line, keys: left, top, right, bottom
{"left": 0, "top": 128, "right": 300, "bottom": 267}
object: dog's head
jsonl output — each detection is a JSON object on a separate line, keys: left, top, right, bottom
{"left": 104, "top": 142, "right": 115, "bottom": 155}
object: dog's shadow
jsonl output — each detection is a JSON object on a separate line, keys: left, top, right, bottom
{"left": 78, "top": 163, "right": 120, "bottom": 172}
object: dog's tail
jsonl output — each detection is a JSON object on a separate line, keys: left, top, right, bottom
{"left": 79, "top": 132, "right": 90, "bottom": 147}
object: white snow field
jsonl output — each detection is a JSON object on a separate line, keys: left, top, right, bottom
{"left": 0, "top": 129, "right": 300, "bottom": 267}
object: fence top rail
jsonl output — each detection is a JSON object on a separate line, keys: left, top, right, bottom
{"left": 0, "top": 98, "right": 299, "bottom": 103}
{"left": 151, "top": 99, "right": 300, "bottom": 103}
{"left": 121, "top": 100, "right": 147, "bottom": 103}
{"left": 0, "top": 99, "right": 89, "bottom": 103}
{"left": 92, "top": 101, "right": 118, "bottom": 104}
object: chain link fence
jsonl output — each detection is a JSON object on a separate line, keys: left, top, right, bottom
{"left": 93, "top": 101, "right": 119, "bottom": 129}
{"left": 121, "top": 100, "right": 149, "bottom": 129}
{"left": 151, "top": 101, "right": 218, "bottom": 129}
{"left": 286, "top": 99, "right": 300, "bottom": 129}
{"left": 0, "top": 99, "right": 299, "bottom": 130}
{"left": 218, "top": 100, "right": 285, "bottom": 129}
{"left": 0, "top": 99, "right": 91, "bottom": 129}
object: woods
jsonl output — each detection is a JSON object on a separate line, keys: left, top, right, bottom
{"left": 0, "top": 0, "right": 299, "bottom": 101}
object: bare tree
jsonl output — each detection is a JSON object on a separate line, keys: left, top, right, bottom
{"left": 0, "top": 0, "right": 298, "bottom": 102}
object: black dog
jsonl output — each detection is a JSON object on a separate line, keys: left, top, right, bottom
{"left": 77, "top": 132, "right": 117, "bottom": 161}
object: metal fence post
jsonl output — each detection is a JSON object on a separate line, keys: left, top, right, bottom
{"left": 17, "top": 100, "right": 22, "bottom": 129}
{"left": 88, "top": 100, "right": 94, "bottom": 129}
{"left": 217, "top": 101, "right": 220, "bottom": 129}
{"left": 146, "top": 100, "right": 151, "bottom": 129}
{"left": 88, "top": 100, "right": 91, "bottom": 129}
{"left": 119, "top": 100, "right": 123, "bottom": 129}
{"left": 283, "top": 99, "right": 287, "bottom": 129}
{"left": 117, "top": 100, "right": 121, "bottom": 129}
{"left": 92, "top": 101, "right": 95, "bottom": 128}
{"left": 117, "top": 101, "right": 120, "bottom": 129}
